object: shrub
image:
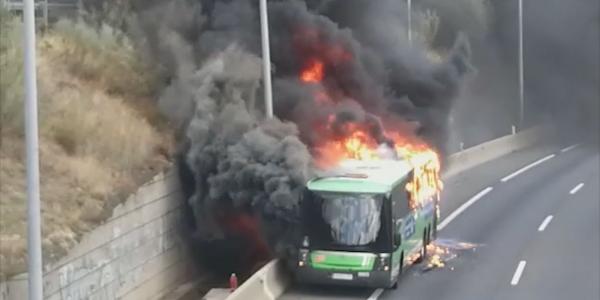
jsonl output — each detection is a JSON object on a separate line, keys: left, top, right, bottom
{"left": 48, "top": 19, "right": 156, "bottom": 97}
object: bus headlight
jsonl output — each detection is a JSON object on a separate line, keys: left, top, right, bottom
{"left": 298, "top": 249, "right": 309, "bottom": 267}
{"left": 378, "top": 253, "right": 390, "bottom": 271}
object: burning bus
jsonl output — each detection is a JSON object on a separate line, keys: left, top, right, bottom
{"left": 293, "top": 148, "right": 442, "bottom": 289}
{"left": 284, "top": 36, "right": 445, "bottom": 287}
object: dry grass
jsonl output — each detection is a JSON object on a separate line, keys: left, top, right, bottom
{"left": 0, "top": 14, "right": 173, "bottom": 278}
{"left": 44, "top": 77, "right": 159, "bottom": 169}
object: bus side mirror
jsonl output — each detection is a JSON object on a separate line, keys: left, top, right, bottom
{"left": 394, "top": 232, "right": 402, "bottom": 246}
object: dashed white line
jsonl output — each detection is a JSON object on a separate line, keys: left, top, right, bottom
{"left": 511, "top": 261, "right": 527, "bottom": 286}
{"left": 437, "top": 187, "right": 494, "bottom": 231}
{"left": 561, "top": 144, "right": 580, "bottom": 153}
{"left": 368, "top": 288, "right": 384, "bottom": 300}
{"left": 570, "top": 183, "right": 584, "bottom": 195}
{"left": 537, "top": 215, "right": 553, "bottom": 232}
{"left": 501, "top": 154, "right": 556, "bottom": 182}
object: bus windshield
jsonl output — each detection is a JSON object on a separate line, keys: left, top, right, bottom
{"left": 302, "top": 190, "right": 391, "bottom": 251}
{"left": 321, "top": 193, "right": 382, "bottom": 245}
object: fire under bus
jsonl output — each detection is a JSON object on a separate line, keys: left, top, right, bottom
{"left": 293, "top": 156, "right": 441, "bottom": 289}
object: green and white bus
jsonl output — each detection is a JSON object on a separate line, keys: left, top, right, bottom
{"left": 293, "top": 158, "right": 440, "bottom": 288}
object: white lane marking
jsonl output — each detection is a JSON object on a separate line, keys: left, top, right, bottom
{"left": 511, "top": 261, "right": 527, "bottom": 286}
{"left": 561, "top": 144, "right": 580, "bottom": 153}
{"left": 570, "top": 183, "right": 584, "bottom": 195}
{"left": 537, "top": 215, "right": 553, "bottom": 232}
{"left": 501, "top": 154, "right": 556, "bottom": 182}
{"left": 368, "top": 288, "right": 384, "bottom": 300}
{"left": 437, "top": 187, "right": 494, "bottom": 231}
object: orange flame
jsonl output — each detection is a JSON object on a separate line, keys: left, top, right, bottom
{"left": 301, "top": 58, "right": 324, "bottom": 83}
{"left": 314, "top": 119, "right": 443, "bottom": 209}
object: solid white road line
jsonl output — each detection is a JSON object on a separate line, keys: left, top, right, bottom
{"left": 501, "top": 154, "right": 556, "bottom": 182}
{"left": 537, "top": 215, "right": 553, "bottom": 232}
{"left": 570, "top": 183, "right": 584, "bottom": 195}
{"left": 561, "top": 144, "right": 580, "bottom": 153}
{"left": 511, "top": 261, "right": 527, "bottom": 286}
{"left": 368, "top": 288, "right": 384, "bottom": 300}
{"left": 437, "top": 187, "right": 494, "bottom": 231}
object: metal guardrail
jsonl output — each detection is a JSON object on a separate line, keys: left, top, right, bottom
{"left": 2, "top": 0, "right": 78, "bottom": 9}
{"left": 1, "top": 0, "right": 79, "bottom": 26}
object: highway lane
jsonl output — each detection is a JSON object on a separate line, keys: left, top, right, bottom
{"left": 281, "top": 142, "right": 599, "bottom": 300}
{"left": 377, "top": 143, "right": 598, "bottom": 300}
{"left": 502, "top": 156, "right": 599, "bottom": 299}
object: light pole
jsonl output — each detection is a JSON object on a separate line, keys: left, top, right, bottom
{"left": 259, "top": 0, "right": 274, "bottom": 118}
{"left": 407, "top": 0, "right": 413, "bottom": 45}
{"left": 22, "top": 0, "right": 44, "bottom": 299}
{"left": 518, "top": 0, "right": 525, "bottom": 127}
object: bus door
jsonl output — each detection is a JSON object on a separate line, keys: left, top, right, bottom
{"left": 391, "top": 172, "right": 418, "bottom": 267}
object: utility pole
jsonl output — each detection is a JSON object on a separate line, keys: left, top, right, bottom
{"left": 518, "top": 0, "right": 525, "bottom": 127}
{"left": 407, "top": 0, "right": 413, "bottom": 45}
{"left": 259, "top": 0, "right": 274, "bottom": 118}
{"left": 23, "top": 0, "right": 44, "bottom": 299}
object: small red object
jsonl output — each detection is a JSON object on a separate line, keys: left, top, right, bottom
{"left": 229, "top": 273, "right": 238, "bottom": 292}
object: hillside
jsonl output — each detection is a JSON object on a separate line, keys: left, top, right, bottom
{"left": 0, "top": 12, "right": 174, "bottom": 278}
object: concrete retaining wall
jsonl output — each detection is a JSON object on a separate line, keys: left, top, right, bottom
{"left": 0, "top": 168, "right": 197, "bottom": 300}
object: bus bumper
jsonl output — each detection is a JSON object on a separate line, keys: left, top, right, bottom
{"left": 294, "top": 267, "right": 394, "bottom": 288}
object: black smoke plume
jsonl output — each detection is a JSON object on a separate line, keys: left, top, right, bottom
{"left": 492, "top": 0, "right": 599, "bottom": 142}
{"left": 412, "top": 0, "right": 599, "bottom": 147}
{"left": 127, "top": 0, "right": 472, "bottom": 274}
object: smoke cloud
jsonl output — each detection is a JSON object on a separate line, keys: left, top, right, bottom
{"left": 413, "top": 0, "right": 599, "bottom": 147}
{"left": 119, "top": 0, "right": 597, "bottom": 275}
{"left": 494, "top": 0, "right": 599, "bottom": 142}
{"left": 128, "top": 0, "right": 473, "bottom": 273}
{"left": 127, "top": 0, "right": 473, "bottom": 273}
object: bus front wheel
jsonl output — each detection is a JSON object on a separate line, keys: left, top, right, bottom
{"left": 391, "top": 252, "right": 403, "bottom": 289}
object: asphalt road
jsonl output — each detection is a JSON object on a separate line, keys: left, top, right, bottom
{"left": 280, "top": 142, "right": 600, "bottom": 300}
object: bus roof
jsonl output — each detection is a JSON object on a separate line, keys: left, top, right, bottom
{"left": 307, "top": 159, "right": 413, "bottom": 194}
